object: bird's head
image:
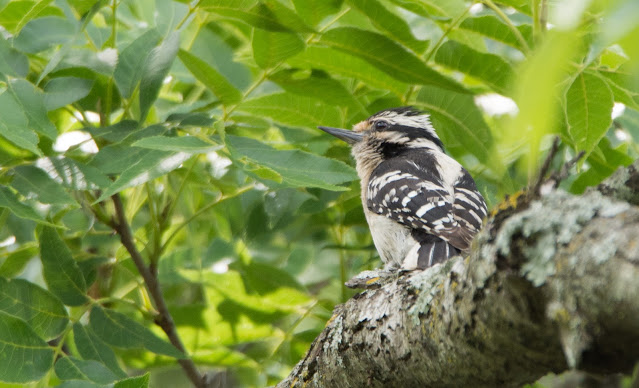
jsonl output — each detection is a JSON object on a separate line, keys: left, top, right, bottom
{"left": 318, "top": 107, "right": 444, "bottom": 169}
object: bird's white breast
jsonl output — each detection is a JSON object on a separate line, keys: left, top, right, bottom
{"left": 363, "top": 208, "right": 415, "bottom": 268}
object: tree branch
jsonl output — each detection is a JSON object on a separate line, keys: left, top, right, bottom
{"left": 279, "top": 161, "right": 639, "bottom": 387}
{"left": 110, "top": 194, "right": 207, "bottom": 388}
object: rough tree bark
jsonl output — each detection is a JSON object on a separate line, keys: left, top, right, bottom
{"left": 278, "top": 161, "right": 639, "bottom": 388}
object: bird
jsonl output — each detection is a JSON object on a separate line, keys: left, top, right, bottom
{"left": 318, "top": 107, "right": 487, "bottom": 270}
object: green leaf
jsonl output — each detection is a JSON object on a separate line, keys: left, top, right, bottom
{"left": 0, "top": 311, "right": 54, "bottom": 383}
{"left": 139, "top": 31, "right": 180, "bottom": 122}
{"left": 89, "top": 124, "right": 168, "bottom": 175}
{"left": 565, "top": 72, "right": 614, "bottom": 157}
{"left": 13, "top": 0, "right": 55, "bottom": 32}
{"left": 0, "top": 37, "right": 29, "bottom": 77}
{"left": 0, "top": 245, "right": 38, "bottom": 278}
{"left": 319, "top": 27, "right": 465, "bottom": 93}
{"left": 89, "top": 145, "right": 153, "bottom": 175}
{"left": 191, "top": 346, "right": 260, "bottom": 368}
{"left": 77, "top": 257, "right": 110, "bottom": 288}
{"left": 43, "top": 77, "right": 94, "bottom": 110}
{"left": 434, "top": 40, "right": 515, "bottom": 95}
{"left": 287, "top": 46, "right": 408, "bottom": 96}
{"left": 459, "top": 15, "right": 532, "bottom": 52}
{"left": 246, "top": 164, "right": 283, "bottom": 183}
{"left": 252, "top": 29, "right": 305, "bottom": 69}
{"left": 166, "top": 112, "right": 215, "bottom": 127}
{"left": 95, "top": 151, "right": 192, "bottom": 202}
{"left": 13, "top": 16, "right": 76, "bottom": 53}
{"left": 11, "top": 165, "right": 78, "bottom": 206}
{"left": 0, "top": 277, "right": 68, "bottom": 341}
{"left": 178, "top": 50, "right": 242, "bottom": 104}
{"left": 55, "top": 356, "right": 118, "bottom": 384}
{"left": 493, "top": 0, "right": 531, "bottom": 14}
{"left": 7, "top": 79, "right": 58, "bottom": 139}
{"left": 56, "top": 381, "right": 104, "bottom": 388}
{"left": 68, "top": 0, "right": 103, "bottom": 15}
{"left": 571, "top": 138, "right": 634, "bottom": 193}
{"left": 590, "top": 138, "right": 634, "bottom": 175}
{"left": 262, "top": 0, "right": 313, "bottom": 32}
{"left": 114, "top": 373, "right": 150, "bottom": 388}
{"left": 292, "top": 0, "right": 342, "bottom": 27}
{"left": 600, "top": 68, "right": 639, "bottom": 110}
{"left": 201, "top": 0, "right": 289, "bottom": 31}
{"left": 0, "top": 187, "right": 51, "bottom": 225}
{"left": 132, "top": 135, "right": 222, "bottom": 153}
{"left": 420, "top": 0, "right": 467, "bottom": 18}
{"left": 415, "top": 86, "right": 493, "bottom": 163}
{"left": 387, "top": 0, "right": 445, "bottom": 19}
{"left": 0, "top": 1, "right": 62, "bottom": 33}
{"left": 89, "top": 120, "right": 140, "bottom": 144}
{"left": 73, "top": 323, "right": 126, "bottom": 378}
{"left": 36, "top": 157, "right": 112, "bottom": 191}
{"left": 0, "top": 91, "right": 41, "bottom": 155}
{"left": 89, "top": 306, "right": 183, "bottom": 358}
{"left": 237, "top": 92, "right": 341, "bottom": 129}
{"left": 346, "top": 0, "right": 427, "bottom": 53}
{"left": 264, "top": 188, "right": 314, "bottom": 227}
{"left": 267, "top": 69, "right": 361, "bottom": 111}
{"left": 191, "top": 268, "right": 308, "bottom": 318}
{"left": 227, "top": 135, "right": 357, "bottom": 190}
{"left": 113, "top": 29, "right": 162, "bottom": 99}
{"left": 39, "top": 226, "right": 88, "bottom": 306}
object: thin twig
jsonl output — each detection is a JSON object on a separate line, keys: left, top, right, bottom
{"left": 110, "top": 194, "right": 207, "bottom": 388}
{"left": 551, "top": 150, "right": 585, "bottom": 186}
{"left": 529, "top": 137, "right": 561, "bottom": 198}
{"left": 528, "top": 137, "right": 586, "bottom": 200}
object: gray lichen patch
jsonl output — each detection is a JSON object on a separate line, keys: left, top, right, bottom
{"left": 493, "top": 190, "right": 629, "bottom": 286}
{"left": 592, "top": 161, "right": 639, "bottom": 206}
{"left": 406, "top": 257, "right": 462, "bottom": 323}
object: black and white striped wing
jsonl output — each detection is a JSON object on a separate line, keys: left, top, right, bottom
{"left": 366, "top": 157, "right": 486, "bottom": 251}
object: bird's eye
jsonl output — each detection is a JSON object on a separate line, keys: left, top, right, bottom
{"left": 374, "top": 121, "right": 389, "bottom": 130}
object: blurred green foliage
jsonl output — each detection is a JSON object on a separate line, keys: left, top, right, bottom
{"left": 0, "top": 0, "right": 637, "bottom": 387}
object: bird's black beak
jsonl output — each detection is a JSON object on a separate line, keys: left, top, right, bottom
{"left": 317, "top": 126, "right": 363, "bottom": 145}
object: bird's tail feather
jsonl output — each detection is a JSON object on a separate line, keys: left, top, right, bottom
{"left": 402, "top": 239, "right": 460, "bottom": 270}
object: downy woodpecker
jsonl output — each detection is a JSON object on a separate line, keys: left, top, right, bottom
{"left": 319, "top": 107, "right": 487, "bottom": 270}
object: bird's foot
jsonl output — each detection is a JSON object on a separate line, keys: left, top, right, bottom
{"left": 344, "top": 268, "right": 400, "bottom": 289}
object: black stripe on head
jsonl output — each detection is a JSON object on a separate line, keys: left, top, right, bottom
{"left": 389, "top": 125, "right": 445, "bottom": 153}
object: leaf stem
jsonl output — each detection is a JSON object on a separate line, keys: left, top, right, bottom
{"left": 223, "top": 70, "right": 269, "bottom": 120}
{"left": 176, "top": 0, "right": 203, "bottom": 30}
{"left": 424, "top": 7, "right": 470, "bottom": 63}
{"left": 483, "top": 0, "right": 530, "bottom": 54}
